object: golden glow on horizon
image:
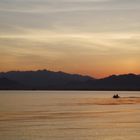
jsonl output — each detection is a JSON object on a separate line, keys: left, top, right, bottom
{"left": 0, "top": 30, "right": 140, "bottom": 78}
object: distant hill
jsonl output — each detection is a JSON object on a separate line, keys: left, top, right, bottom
{"left": 87, "top": 74, "right": 140, "bottom": 90}
{"left": 0, "top": 70, "right": 93, "bottom": 90}
{"left": 0, "top": 77, "right": 23, "bottom": 90}
{"left": 0, "top": 70, "right": 140, "bottom": 90}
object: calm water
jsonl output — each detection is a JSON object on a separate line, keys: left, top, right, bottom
{"left": 0, "top": 91, "right": 140, "bottom": 140}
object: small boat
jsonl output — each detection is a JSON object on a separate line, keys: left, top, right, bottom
{"left": 113, "top": 94, "right": 120, "bottom": 99}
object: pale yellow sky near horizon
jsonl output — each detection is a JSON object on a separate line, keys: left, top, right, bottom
{"left": 0, "top": 0, "right": 140, "bottom": 78}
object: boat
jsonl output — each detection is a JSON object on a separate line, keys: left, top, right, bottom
{"left": 113, "top": 94, "right": 120, "bottom": 99}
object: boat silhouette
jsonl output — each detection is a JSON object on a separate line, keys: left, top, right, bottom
{"left": 113, "top": 94, "right": 120, "bottom": 99}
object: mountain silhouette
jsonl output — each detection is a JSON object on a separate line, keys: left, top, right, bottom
{"left": 87, "top": 74, "right": 140, "bottom": 90}
{"left": 0, "top": 70, "right": 140, "bottom": 90}
{"left": 0, "top": 77, "right": 24, "bottom": 90}
{"left": 0, "top": 70, "right": 93, "bottom": 90}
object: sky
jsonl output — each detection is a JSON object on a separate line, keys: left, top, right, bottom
{"left": 0, "top": 0, "right": 140, "bottom": 78}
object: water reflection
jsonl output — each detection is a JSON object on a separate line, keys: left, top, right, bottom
{"left": 0, "top": 91, "right": 140, "bottom": 140}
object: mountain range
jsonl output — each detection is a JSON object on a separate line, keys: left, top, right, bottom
{"left": 0, "top": 70, "right": 140, "bottom": 90}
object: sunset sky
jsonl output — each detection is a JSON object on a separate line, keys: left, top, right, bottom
{"left": 0, "top": 0, "right": 140, "bottom": 78}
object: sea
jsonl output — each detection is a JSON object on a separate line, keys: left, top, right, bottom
{"left": 0, "top": 91, "right": 140, "bottom": 140}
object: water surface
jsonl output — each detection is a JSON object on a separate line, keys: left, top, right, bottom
{"left": 0, "top": 91, "right": 140, "bottom": 140}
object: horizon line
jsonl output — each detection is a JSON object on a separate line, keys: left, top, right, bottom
{"left": 0, "top": 69, "right": 139, "bottom": 79}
